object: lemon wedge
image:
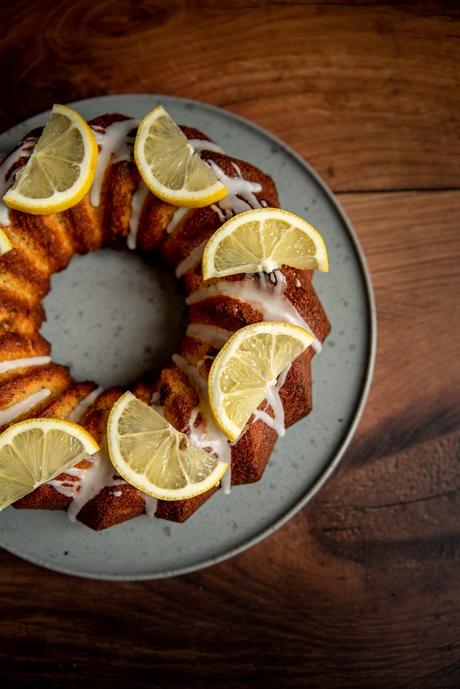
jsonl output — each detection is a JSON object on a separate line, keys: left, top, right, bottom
{"left": 208, "top": 321, "right": 314, "bottom": 441}
{"left": 0, "top": 229, "right": 12, "bottom": 256}
{"left": 134, "top": 105, "right": 228, "bottom": 208}
{"left": 3, "top": 104, "right": 98, "bottom": 215}
{"left": 0, "top": 418, "right": 100, "bottom": 511}
{"left": 107, "top": 391, "right": 227, "bottom": 501}
{"left": 202, "top": 207, "right": 329, "bottom": 279}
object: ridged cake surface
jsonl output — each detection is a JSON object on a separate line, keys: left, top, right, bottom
{"left": 0, "top": 114, "right": 330, "bottom": 529}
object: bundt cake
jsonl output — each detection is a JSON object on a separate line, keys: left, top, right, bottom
{"left": 0, "top": 112, "right": 330, "bottom": 530}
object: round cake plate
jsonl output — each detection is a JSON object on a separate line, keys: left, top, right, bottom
{"left": 0, "top": 95, "right": 376, "bottom": 580}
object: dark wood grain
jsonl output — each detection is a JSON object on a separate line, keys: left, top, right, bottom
{"left": 0, "top": 1, "right": 459, "bottom": 192}
{"left": 0, "top": 2, "right": 459, "bottom": 688}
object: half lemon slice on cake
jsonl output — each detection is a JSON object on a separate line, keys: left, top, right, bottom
{"left": 107, "top": 391, "right": 227, "bottom": 501}
{"left": 208, "top": 321, "right": 314, "bottom": 441}
{"left": 0, "top": 418, "right": 100, "bottom": 511}
{"left": 3, "top": 104, "right": 98, "bottom": 215}
{"left": 202, "top": 207, "right": 329, "bottom": 279}
{"left": 134, "top": 105, "right": 228, "bottom": 208}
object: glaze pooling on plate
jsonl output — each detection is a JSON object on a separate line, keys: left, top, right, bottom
{"left": 0, "top": 94, "right": 376, "bottom": 580}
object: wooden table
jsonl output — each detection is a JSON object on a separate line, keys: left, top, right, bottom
{"left": 0, "top": 2, "right": 459, "bottom": 687}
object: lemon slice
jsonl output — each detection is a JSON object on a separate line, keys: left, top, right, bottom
{"left": 202, "top": 207, "right": 329, "bottom": 279}
{"left": 0, "top": 229, "right": 12, "bottom": 256}
{"left": 3, "top": 104, "right": 98, "bottom": 215}
{"left": 208, "top": 321, "right": 314, "bottom": 441}
{"left": 0, "top": 418, "right": 100, "bottom": 511}
{"left": 134, "top": 105, "right": 228, "bottom": 208}
{"left": 107, "top": 391, "right": 227, "bottom": 501}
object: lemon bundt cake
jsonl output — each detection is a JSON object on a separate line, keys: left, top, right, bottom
{"left": 0, "top": 113, "right": 330, "bottom": 530}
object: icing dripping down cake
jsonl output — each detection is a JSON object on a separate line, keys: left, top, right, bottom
{"left": 0, "top": 113, "right": 330, "bottom": 529}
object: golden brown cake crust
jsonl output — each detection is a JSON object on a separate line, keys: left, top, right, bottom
{"left": 0, "top": 332, "right": 50, "bottom": 360}
{"left": 2, "top": 114, "right": 331, "bottom": 530}
{"left": 0, "top": 364, "right": 71, "bottom": 431}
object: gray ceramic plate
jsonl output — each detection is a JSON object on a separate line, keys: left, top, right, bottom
{"left": 0, "top": 95, "right": 376, "bottom": 580}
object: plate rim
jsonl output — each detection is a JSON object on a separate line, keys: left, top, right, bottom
{"left": 0, "top": 94, "right": 377, "bottom": 580}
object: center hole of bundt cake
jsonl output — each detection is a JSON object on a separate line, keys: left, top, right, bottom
{"left": 41, "top": 249, "right": 186, "bottom": 388}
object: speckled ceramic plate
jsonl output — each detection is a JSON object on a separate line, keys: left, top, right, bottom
{"left": 0, "top": 95, "right": 376, "bottom": 580}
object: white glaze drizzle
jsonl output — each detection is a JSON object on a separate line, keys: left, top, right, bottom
{"left": 130, "top": 136, "right": 223, "bottom": 245}
{"left": 127, "top": 179, "right": 149, "bottom": 250}
{"left": 0, "top": 355, "right": 50, "bottom": 374}
{"left": 186, "top": 323, "right": 232, "bottom": 348}
{"left": 90, "top": 118, "right": 138, "bottom": 207}
{"left": 166, "top": 207, "right": 190, "bottom": 235}
{"left": 188, "top": 139, "right": 224, "bottom": 154}
{"left": 67, "top": 386, "right": 104, "bottom": 423}
{"left": 295, "top": 279, "right": 301, "bottom": 288}
{"left": 50, "top": 381, "right": 162, "bottom": 519}
{"left": 47, "top": 479, "right": 76, "bottom": 499}
{"left": 220, "top": 462, "right": 231, "bottom": 494}
{"left": 208, "top": 160, "right": 262, "bottom": 222}
{"left": 186, "top": 271, "right": 322, "bottom": 352}
{"left": 175, "top": 240, "right": 206, "bottom": 278}
{"left": 143, "top": 494, "right": 158, "bottom": 518}
{"left": 253, "top": 364, "right": 291, "bottom": 437}
{"left": 166, "top": 139, "right": 241, "bottom": 242}
{"left": 0, "top": 388, "right": 51, "bottom": 426}
{"left": 0, "top": 136, "right": 37, "bottom": 225}
{"left": 51, "top": 442, "right": 158, "bottom": 520}
{"left": 48, "top": 388, "right": 109, "bottom": 509}
{"left": 173, "top": 354, "right": 232, "bottom": 492}
{"left": 176, "top": 144, "right": 317, "bottom": 442}
{"left": 62, "top": 448, "right": 124, "bottom": 521}
{"left": 166, "top": 138, "right": 226, "bottom": 243}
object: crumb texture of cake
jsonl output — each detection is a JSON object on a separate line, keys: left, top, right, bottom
{"left": 0, "top": 114, "right": 330, "bottom": 529}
